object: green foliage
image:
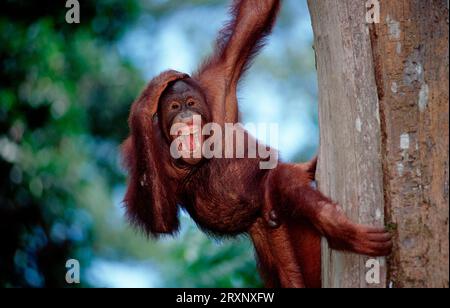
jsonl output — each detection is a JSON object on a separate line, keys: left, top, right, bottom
{"left": 0, "top": 0, "right": 142, "bottom": 287}
{"left": 155, "top": 217, "right": 262, "bottom": 288}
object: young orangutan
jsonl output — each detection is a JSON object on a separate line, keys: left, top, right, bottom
{"left": 122, "top": 0, "right": 392, "bottom": 287}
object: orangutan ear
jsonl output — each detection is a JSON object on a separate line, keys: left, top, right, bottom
{"left": 121, "top": 70, "right": 189, "bottom": 236}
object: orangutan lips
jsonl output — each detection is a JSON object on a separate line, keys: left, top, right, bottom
{"left": 177, "top": 125, "right": 201, "bottom": 153}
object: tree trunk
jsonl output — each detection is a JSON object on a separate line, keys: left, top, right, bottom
{"left": 308, "top": 0, "right": 449, "bottom": 288}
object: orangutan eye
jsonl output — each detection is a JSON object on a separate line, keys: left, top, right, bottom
{"left": 187, "top": 100, "right": 195, "bottom": 107}
{"left": 171, "top": 103, "right": 180, "bottom": 110}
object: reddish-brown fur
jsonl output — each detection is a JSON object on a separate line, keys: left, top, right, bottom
{"left": 122, "top": 0, "right": 392, "bottom": 288}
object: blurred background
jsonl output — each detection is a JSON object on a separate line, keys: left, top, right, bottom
{"left": 0, "top": 0, "right": 318, "bottom": 288}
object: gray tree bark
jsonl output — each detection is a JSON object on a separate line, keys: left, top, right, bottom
{"left": 308, "top": 0, "right": 449, "bottom": 288}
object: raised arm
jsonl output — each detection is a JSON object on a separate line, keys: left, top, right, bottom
{"left": 195, "top": 0, "right": 281, "bottom": 123}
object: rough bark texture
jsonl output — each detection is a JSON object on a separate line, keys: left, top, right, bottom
{"left": 371, "top": 0, "right": 449, "bottom": 288}
{"left": 308, "top": 0, "right": 449, "bottom": 288}
{"left": 308, "top": 0, "right": 387, "bottom": 288}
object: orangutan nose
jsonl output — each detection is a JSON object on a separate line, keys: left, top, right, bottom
{"left": 180, "top": 112, "right": 192, "bottom": 119}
